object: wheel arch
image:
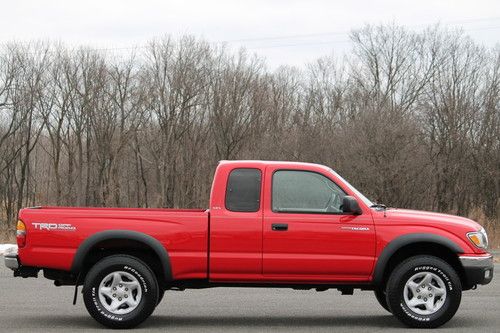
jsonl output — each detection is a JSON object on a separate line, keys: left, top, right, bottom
{"left": 71, "top": 230, "right": 173, "bottom": 284}
{"left": 373, "top": 233, "right": 465, "bottom": 287}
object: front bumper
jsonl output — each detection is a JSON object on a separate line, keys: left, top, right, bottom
{"left": 459, "top": 254, "right": 494, "bottom": 287}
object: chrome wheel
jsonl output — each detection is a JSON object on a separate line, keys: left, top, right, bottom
{"left": 403, "top": 272, "right": 447, "bottom": 315}
{"left": 98, "top": 271, "right": 142, "bottom": 315}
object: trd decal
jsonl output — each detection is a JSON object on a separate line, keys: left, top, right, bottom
{"left": 32, "top": 222, "right": 76, "bottom": 231}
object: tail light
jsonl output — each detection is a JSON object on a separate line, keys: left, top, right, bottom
{"left": 16, "top": 220, "right": 26, "bottom": 248}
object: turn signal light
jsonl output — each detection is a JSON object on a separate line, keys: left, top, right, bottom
{"left": 16, "top": 220, "right": 26, "bottom": 248}
{"left": 467, "top": 228, "right": 488, "bottom": 250}
{"left": 468, "top": 234, "right": 481, "bottom": 245}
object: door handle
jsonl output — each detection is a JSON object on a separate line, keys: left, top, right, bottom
{"left": 272, "top": 223, "right": 288, "bottom": 231}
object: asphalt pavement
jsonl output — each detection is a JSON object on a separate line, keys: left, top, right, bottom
{"left": 0, "top": 262, "right": 498, "bottom": 333}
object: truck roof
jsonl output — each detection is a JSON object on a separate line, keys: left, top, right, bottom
{"left": 218, "top": 160, "right": 330, "bottom": 170}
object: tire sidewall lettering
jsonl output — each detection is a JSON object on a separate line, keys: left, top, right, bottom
{"left": 399, "top": 265, "right": 453, "bottom": 322}
{"left": 413, "top": 265, "right": 453, "bottom": 291}
{"left": 91, "top": 285, "right": 124, "bottom": 321}
{"left": 91, "top": 265, "right": 150, "bottom": 322}
{"left": 83, "top": 256, "right": 159, "bottom": 329}
{"left": 387, "top": 256, "right": 462, "bottom": 328}
{"left": 123, "top": 265, "right": 149, "bottom": 293}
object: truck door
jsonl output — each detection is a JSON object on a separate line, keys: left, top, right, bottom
{"left": 263, "top": 166, "right": 376, "bottom": 282}
{"left": 209, "top": 165, "right": 264, "bottom": 281}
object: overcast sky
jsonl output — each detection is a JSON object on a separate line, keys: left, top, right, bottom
{"left": 1, "top": 0, "right": 499, "bottom": 68}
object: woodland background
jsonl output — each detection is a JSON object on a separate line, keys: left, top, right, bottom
{"left": 0, "top": 25, "right": 499, "bottom": 245}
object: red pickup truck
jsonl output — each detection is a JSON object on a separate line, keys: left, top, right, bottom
{"left": 4, "top": 160, "right": 493, "bottom": 329}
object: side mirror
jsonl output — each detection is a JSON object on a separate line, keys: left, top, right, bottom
{"left": 342, "top": 196, "right": 362, "bottom": 215}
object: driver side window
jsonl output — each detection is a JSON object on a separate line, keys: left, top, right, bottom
{"left": 272, "top": 170, "right": 346, "bottom": 214}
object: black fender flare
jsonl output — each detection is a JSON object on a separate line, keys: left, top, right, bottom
{"left": 372, "top": 233, "right": 464, "bottom": 286}
{"left": 71, "top": 230, "right": 173, "bottom": 281}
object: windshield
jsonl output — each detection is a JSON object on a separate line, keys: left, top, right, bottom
{"left": 327, "top": 168, "right": 374, "bottom": 207}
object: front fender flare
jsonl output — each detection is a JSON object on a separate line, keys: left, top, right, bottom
{"left": 372, "top": 233, "right": 464, "bottom": 286}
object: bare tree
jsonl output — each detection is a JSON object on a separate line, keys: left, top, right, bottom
{"left": 0, "top": 27, "right": 499, "bottom": 237}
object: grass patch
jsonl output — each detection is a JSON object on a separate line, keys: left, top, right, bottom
{"left": 0, "top": 229, "right": 15, "bottom": 243}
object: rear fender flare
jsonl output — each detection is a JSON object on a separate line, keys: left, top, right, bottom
{"left": 71, "top": 230, "right": 173, "bottom": 281}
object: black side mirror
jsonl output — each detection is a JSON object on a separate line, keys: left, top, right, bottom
{"left": 342, "top": 196, "right": 362, "bottom": 215}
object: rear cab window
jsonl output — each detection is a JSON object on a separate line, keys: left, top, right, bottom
{"left": 225, "top": 168, "right": 262, "bottom": 212}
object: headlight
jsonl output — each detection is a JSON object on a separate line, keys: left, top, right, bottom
{"left": 467, "top": 227, "right": 489, "bottom": 249}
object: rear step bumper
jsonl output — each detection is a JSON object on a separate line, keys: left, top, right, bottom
{"left": 4, "top": 253, "right": 19, "bottom": 270}
{"left": 4, "top": 248, "right": 39, "bottom": 278}
{"left": 3, "top": 246, "right": 19, "bottom": 270}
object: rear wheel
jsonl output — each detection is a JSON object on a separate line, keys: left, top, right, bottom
{"left": 156, "top": 288, "right": 165, "bottom": 306}
{"left": 83, "top": 255, "right": 159, "bottom": 329}
{"left": 386, "top": 255, "right": 462, "bottom": 328}
{"left": 374, "top": 288, "right": 391, "bottom": 313}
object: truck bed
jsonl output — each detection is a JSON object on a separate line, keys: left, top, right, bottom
{"left": 35, "top": 206, "right": 207, "bottom": 213}
{"left": 18, "top": 206, "right": 209, "bottom": 280}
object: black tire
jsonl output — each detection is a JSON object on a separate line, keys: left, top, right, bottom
{"left": 386, "top": 255, "right": 462, "bottom": 328}
{"left": 156, "top": 288, "right": 165, "bottom": 306}
{"left": 374, "top": 288, "right": 391, "bottom": 313}
{"left": 83, "top": 255, "right": 159, "bottom": 329}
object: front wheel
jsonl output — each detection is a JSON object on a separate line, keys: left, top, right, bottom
{"left": 386, "top": 255, "right": 462, "bottom": 328}
{"left": 83, "top": 255, "right": 159, "bottom": 329}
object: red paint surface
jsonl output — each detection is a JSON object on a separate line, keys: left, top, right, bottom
{"left": 17, "top": 160, "right": 486, "bottom": 284}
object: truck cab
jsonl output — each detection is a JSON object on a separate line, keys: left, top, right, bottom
{"left": 209, "top": 160, "right": 376, "bottom": 282}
